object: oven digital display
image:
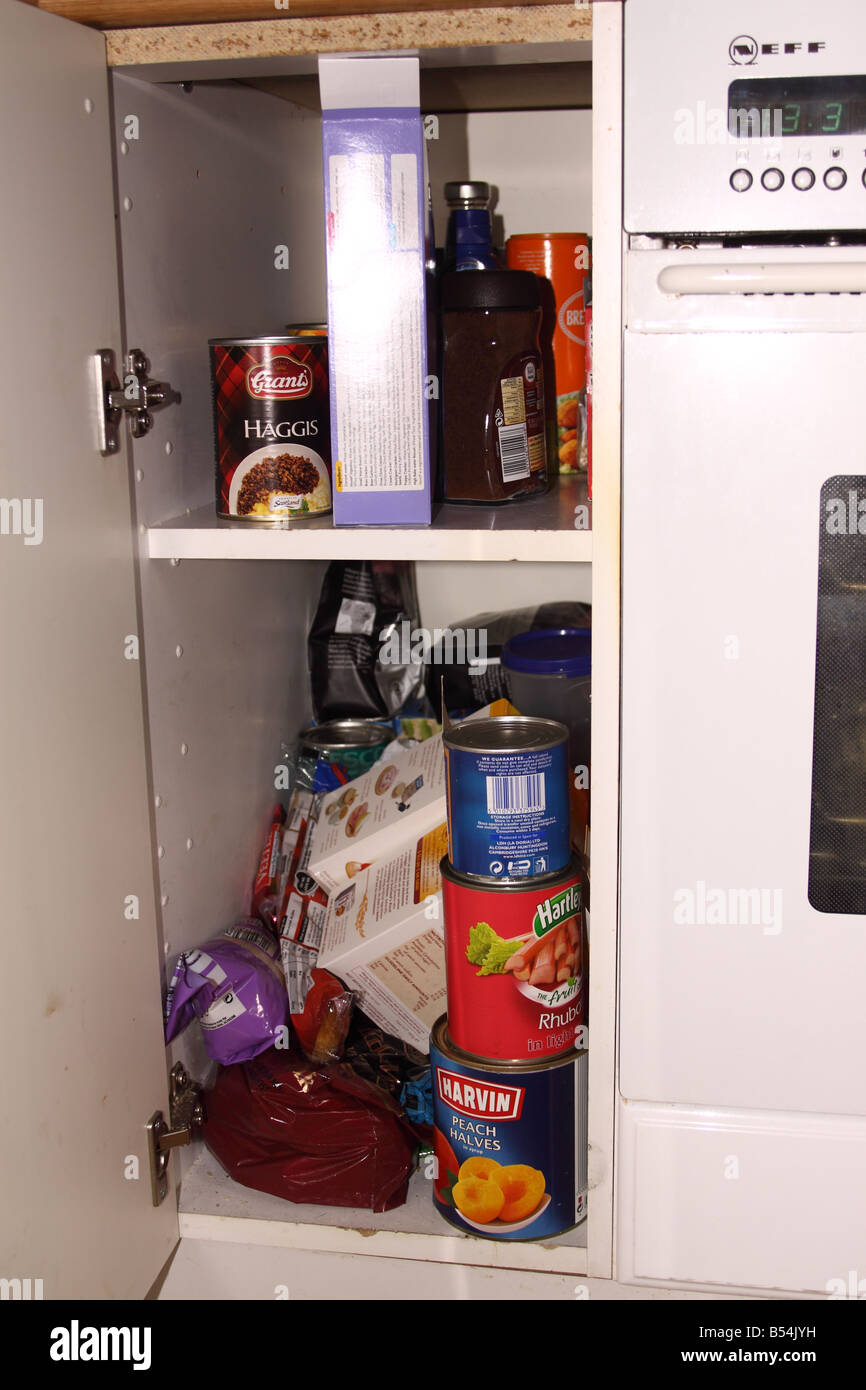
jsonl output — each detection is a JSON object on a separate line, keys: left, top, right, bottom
{"left": 728, "top": 75, "right": 866, "bottom": 138}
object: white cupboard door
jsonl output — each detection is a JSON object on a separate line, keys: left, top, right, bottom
{"left": 0, "top": 0, "right": 177, "bottom": 1297}
{"left": 620, "top": 324, "right": 866, "bottom": 1118}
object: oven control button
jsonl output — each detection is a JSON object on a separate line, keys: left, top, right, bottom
{"left": 824, "top": 166, "right": 848, "bottom": 190}
{"left": 792, "top": 167, "right": 816, "bottom": 191}
{"left": 761, "top": 167, "right": 784, "bottom": 191}
{"left": 730, "top": 168, "right": 753, "bottom": 192}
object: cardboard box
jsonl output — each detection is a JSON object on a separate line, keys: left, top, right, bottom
{"left": 307, "top": 700, "right": 514, "bottom": 895}
{"left": 319, "top": 55, "right": 432, "bottom": 525}
{"left": 318, "top": 824, "right": 448, "bottom": 1053}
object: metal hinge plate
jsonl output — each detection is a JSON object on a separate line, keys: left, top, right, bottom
{"left": 146, "top": 1063, "right": 205, "bottom": 1208}
{"left": 93, "top": 347, "right": 179, "bottom": 456}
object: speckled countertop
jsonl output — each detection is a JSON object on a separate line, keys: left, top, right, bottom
{"left": 105, "top": 4, "right": 591, "bottom": 67}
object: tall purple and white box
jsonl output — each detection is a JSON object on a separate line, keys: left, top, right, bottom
{"left": 319, "top": 56, "right": 432, "bottom": 526}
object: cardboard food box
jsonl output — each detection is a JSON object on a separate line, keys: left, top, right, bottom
{"left": 307, "top": 700, "right": 514, "bottom": 895}
{"left": 277, "top": 788, "right": 329, "bottom": 1013}
{"left": 319, "top": 55, "right": 432, "bottom": 525}
{"left": 318, "top": 823, "right": 448, "bottom": 1054}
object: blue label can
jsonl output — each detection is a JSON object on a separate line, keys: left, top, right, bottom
{"left": 443, "top": 716, "right": 570, "bottom": 880}
{"left": 429, "top": 1017, "right": 588, "bottom": 1240}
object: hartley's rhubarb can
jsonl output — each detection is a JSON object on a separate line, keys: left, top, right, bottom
{"left": 210, "top": 335, "right": 331, "bottom": 522}
{"left": 441, "top": 856, "right": 585, "bottom": 1063}
{"left": 443, "top": 716, "right": 570, "bottom": 881}
{"left": 430, "top": 1017, "right": 588, "bottom": 1240}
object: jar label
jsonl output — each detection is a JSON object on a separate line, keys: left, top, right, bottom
{"left": 496, "top": 351, "right": 546, "bottom": 484}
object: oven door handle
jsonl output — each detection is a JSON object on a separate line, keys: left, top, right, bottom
{"left": 657, "top": 262, "right": 866, "bottom": 296}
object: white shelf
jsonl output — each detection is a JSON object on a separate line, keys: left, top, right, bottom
{"left": 178, "top": 1147, "right": 588, "bottom": 1276}
{"left": 146, "top": 476, "right": 591, "bottom": 563}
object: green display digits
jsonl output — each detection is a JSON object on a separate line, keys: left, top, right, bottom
{"left": 729, "top": 76, "right": 866, "bottom": 139}
{"left": 822, "top": 102, "right": 843, "bottom": 133}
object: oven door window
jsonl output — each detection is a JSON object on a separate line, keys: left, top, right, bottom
{"left": 809, "top": 475, "right": 866, "bottom": 913}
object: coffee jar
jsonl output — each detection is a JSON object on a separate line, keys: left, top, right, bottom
{"left": 440, "top": 270, "right": 550, "bottom": 505}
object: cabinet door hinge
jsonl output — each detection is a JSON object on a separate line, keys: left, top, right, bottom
{"left": 93, "top": 347, "right": 180, "bottom": 457}
{"left": 146, "top": 1063, "right": 205, "bottom": 1208}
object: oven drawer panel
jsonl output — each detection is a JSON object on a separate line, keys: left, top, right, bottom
{"left": 619, "top": 1100, "right": 866, "bottom": 1294}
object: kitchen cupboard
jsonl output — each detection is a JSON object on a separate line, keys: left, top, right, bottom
{"left": 0, "top": 0, "right": 622, "bottom": 1300}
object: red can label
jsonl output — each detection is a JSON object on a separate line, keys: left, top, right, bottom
{"left": 442, "top": 860, "right": 586, "bottom": 1062}
{"left": 210, "top": 338, "right": 332, "bottom": 521}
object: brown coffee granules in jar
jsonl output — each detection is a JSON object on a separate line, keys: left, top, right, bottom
{"left": 440, "top": 270, "right": 550, "bottom": 505}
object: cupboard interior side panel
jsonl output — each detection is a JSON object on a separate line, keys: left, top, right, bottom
{"left": 112, "top": 73, "right": 326, "bottom": 528}
{"left": 142, "top": 557, "right": 326, "bottom": 1103}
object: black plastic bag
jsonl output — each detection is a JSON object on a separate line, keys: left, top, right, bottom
{"left": 308, "top": 561, "right": 424, "bottom": 721}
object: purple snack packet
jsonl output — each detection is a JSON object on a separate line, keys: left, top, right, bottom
{"left": 164, "top": 919, "right": 289, "bottom": 1066}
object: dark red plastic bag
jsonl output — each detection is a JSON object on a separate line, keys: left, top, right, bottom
{"left": 203, "top": 1044, "right": 418, "bottom": 1212}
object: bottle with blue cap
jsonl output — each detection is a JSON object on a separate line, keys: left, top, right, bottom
{"left": 443, "top": 181, "right": 501, "bottom": 272}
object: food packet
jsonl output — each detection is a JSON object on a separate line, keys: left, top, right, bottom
{"left": 203, "top": 1042, "right": 420, "bottom": 1212}
{"left": 343, "top": 1011, "right": 430, "bottom": 1106}
{"left": 164, "top": 920, "right": 289, "bottom": 1066}
{"left": 251, "top": 803, "right": 287, "bottom": 929}
{"left": 291, "top": 968, "right": 353, "bottom": 1065}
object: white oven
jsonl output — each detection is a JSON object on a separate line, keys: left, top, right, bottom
{"left": 618, "top": 0, "right": 866, "bottom": 1293}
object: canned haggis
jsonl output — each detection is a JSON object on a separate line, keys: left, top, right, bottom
{"left": 210, "top": 336, "right": 331, "bottom": 522}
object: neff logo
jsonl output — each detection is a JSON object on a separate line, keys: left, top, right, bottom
{"left": 730, "top": 34, "right": 826, "bottom": 64}
{"left": 246, "top": 357, "right": 312, "bottom": 400}
{"left": 50, "top": 1320, "right": 151, "bottom": 1371}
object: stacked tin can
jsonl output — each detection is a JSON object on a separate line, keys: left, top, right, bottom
{"left": 430, "top": 715, "right": 588, "bottom": 1240}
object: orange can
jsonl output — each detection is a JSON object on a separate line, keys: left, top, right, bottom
{"left": 505, "top": 233, "right": 591, "bottom": 475}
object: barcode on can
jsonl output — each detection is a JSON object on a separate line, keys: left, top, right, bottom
{"left": 486, "top": 772, "right": 546, "bottom": 815}
{"left": 498, "top": 423, "right": 531, "bottom": 482}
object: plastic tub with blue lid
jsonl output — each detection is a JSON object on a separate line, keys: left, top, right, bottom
{"left": 501, "top": 627, "right": 591, "bottom": 772}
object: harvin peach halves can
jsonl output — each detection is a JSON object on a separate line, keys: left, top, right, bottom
{"left": 430, "top": 1017, "right": 588, "bottom": 1240}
